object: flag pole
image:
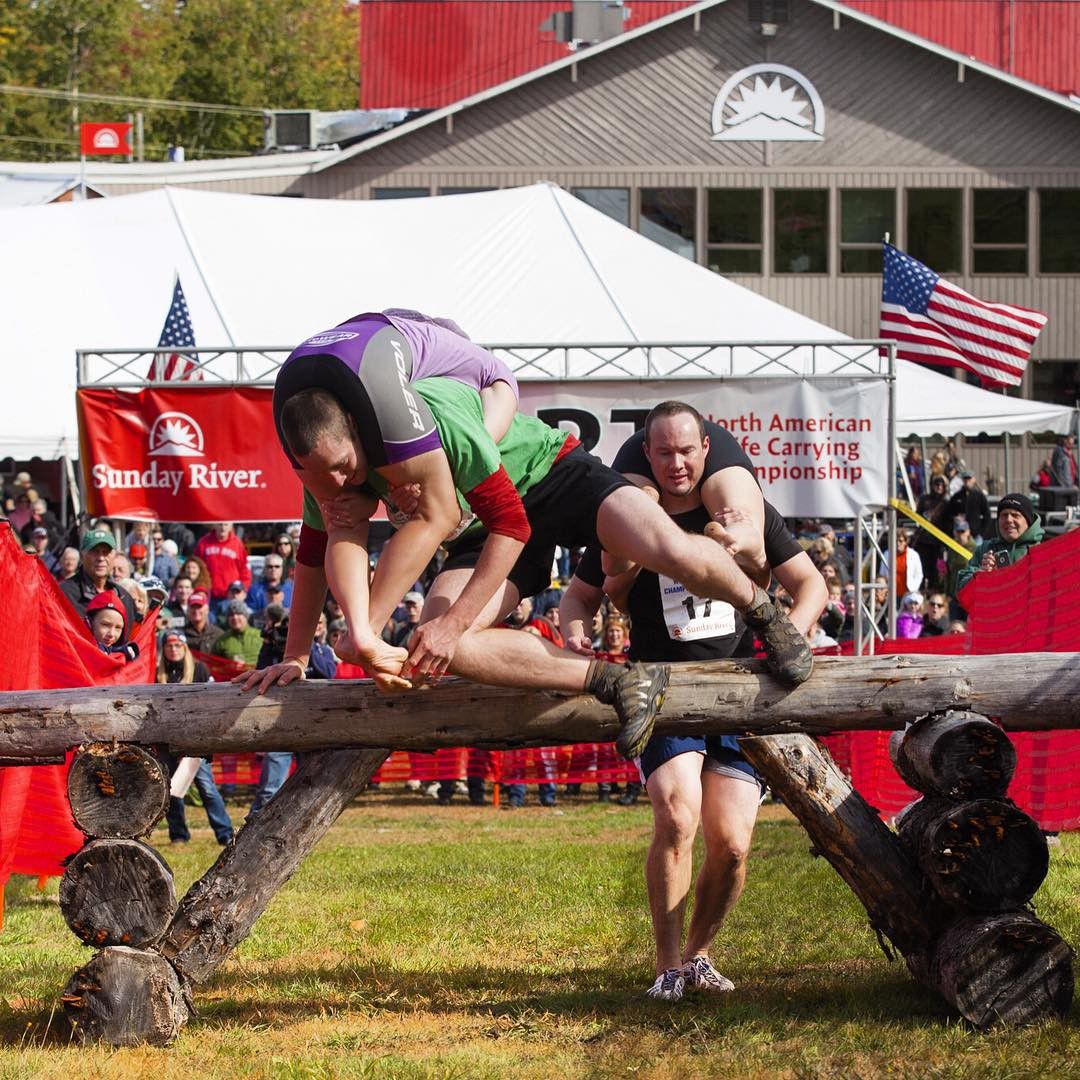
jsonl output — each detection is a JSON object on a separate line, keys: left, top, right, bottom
{"left": 79, "top": 152, "right": 86, "bottom": 201}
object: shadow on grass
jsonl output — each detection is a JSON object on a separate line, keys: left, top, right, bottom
{"left": 3, "top": 959, "right": 1077, "bottom": 1049}
{"left": 192, "top": 960, "right": 952, "bottom": 1030}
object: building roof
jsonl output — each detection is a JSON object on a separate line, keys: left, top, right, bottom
{"left": 842, "top": 0, "right": 1080, "bottom": 97}
{"left": 325, "top": 0, "right": 1080, "bottom": 170}
{"left": 359, "top": 0, "right": 1080, "bottom": 109}
{"left": 0, "top": 174, "right": 103, "bottom": 208}
{"left": 358, "top": 1, "right": 694, "bottom": 109}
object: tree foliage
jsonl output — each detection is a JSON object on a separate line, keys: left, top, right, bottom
{"left": 0, "top": 0, "right": 359, "bottom": 161}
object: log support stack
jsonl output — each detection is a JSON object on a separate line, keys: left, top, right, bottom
{"left": 59, "top": 743, "right": 190, "bottom": 1046}
{"left": 891, "top": 711, "right": 1073, "bottom": 1027}
{"left": 741, "top": 713, "right": 1074, "bottom": 1030}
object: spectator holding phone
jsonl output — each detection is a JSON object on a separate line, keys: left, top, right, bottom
{"left": 956, "top": 493, "right": 1044, "bottom": 592}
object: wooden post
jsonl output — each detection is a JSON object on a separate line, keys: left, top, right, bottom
{"left": 160, "top": 748, "right": 388, "bottom": 986}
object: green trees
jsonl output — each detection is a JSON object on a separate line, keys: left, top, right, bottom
{"left": 0, "top": 0, "right": 358, "bottom": 161}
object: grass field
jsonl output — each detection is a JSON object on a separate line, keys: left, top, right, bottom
{"left": 0, "top": 793, "right": 1076, "bottom": 1080}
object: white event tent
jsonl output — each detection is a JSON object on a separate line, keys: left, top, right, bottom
{"left": 0, "top": 182, "right": 1071, "bottom": 459}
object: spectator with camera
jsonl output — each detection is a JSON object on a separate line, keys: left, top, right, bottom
{"left": 956, "top": 493, "right": 1044, "bottom": 592}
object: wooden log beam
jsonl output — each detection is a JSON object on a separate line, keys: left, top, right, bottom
{"left": 2, "top": 653, "right": 1080, "bottom": 762}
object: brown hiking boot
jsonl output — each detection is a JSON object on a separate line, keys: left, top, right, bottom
{"left": 742, "top": 586, "right": 814, "bottom": 687}
{"left": 586, "top": 661, "right": 670, "bottom": 760}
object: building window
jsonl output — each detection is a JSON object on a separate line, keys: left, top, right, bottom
{"left": 906, "top": 189, "right": 961, "bottom": 274}
{"left": 840, "top": 190, "right": 893, "bottom": 274}
{"left": 1031, "top": 360, "right": 1080, "bottom": 406}
{"left": 773, "top": 189, "right": 827, "bottom": 274}
{"left": 438, "top": 186, "right": 497, "bottom": 195}
{"left": 640, "top": 188, "right": 695, "bottom": 260}
{"left": 372, "top": 188, "right": 429, "bottom": 199}
{"left": 972, "top": 189, "right": 1027, "bottom": 274}
{"left": 707, "top": 189, "right": 762, "bottom": 274}
{"left": 1039, "top": 189, "right": 1080, "bottom": 274}
{"left": 572, "top": 188, "right": 630, "bottom": 226}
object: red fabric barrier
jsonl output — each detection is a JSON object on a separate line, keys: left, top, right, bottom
{"left": 826, "top": 529, "right": 1080, "bottom": 829}
{"left": 0, "top": 524, "right": 157, "bottom": 895}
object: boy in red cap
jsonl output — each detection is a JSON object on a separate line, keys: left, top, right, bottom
{"left": 86, "top": 591, "right": 140, "bottom": 662}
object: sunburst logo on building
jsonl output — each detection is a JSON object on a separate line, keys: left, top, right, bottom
{"left": 710, "top": 64, "right": 824, "bottom": 142}
{"left": 148, "top": 412, "right": 205, "bottom": 457}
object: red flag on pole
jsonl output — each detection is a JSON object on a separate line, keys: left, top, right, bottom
{"left": 79, "top": 122, "right": 133, "bottom": 156}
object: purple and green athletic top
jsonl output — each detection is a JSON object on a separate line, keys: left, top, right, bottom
{"left": 273, "top": 309, "right": 518, "bottom": 470}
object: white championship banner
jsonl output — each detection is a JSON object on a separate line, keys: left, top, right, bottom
{"left": 518, "top": 378, "right": 889, "bottom": 519}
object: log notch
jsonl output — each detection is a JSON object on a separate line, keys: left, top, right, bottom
{"left": 5, "top": 653, "right": 1080, "bottom": 762}
{"left": 889, "top": 712, "right": 1016, "bottom": 800}
{"left": 930, "top": 912, "right": 1074, "bottom": 1029}
{"left": 59, "top": 839, "right": 177, "bottom": 948}
{"left": 68, "top": 743, "right": 169, "bottom": 838}
{"left": 160, "top": 747, "right": 388, "bottom": 986}
{"left": 63, "top": 946, "right": 189, "bottom": 1047}
{"left": 896, "top": 798, "right": 1049, "bottom": 913}
{"left": 739, "top": 734, "right": 1074, "bottom": 1026}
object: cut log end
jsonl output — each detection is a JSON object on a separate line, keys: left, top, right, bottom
{"left": 931, "top": 912, "right": 1075, "bottom": 1029}
{"left": 63, "top": 946, "right": 190, "bottom": 1047}
{"left": 891, "top": 711, "right": 1016, "bottom": 800}
{"left": 68, "top": 743, "right": 169, "bottom": 839}
{"left": 897, "top": 798, "right": 1049, "bottom": 913}
{"left": 59, "top": 838, "right": 177, "bottom": 948}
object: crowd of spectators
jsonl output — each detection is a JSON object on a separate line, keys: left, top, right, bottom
{"left": 2, "top": 438, "right": 1070, "bottom": 815}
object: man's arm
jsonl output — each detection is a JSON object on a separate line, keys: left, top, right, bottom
{"left": 559, "top": 574, "right": 604, "bottom": 656}
{"left": 770, "top": 551, "right": 828, "bottom": 637}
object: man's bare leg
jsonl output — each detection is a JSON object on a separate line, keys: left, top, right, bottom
{"left": 644, "top": 753, "right": 704, "bottom": 977}
{"left": 596, "top": 486, "right": 813, "bottom": 687}
{"left": 699, "top": 466, "right": 767, "bottom": 577}
{"left": 422, "top": 568, "right": 667, "bottom": 757}
{"left": 681, "top": 771, "right": 760, "bottom": 992}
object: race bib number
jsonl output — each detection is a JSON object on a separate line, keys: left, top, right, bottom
{"left": 658, "top": 573, "right": 735, "bottom": 642}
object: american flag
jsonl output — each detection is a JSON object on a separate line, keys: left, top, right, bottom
{"left": 879, "top": 243, "right": 1047, "bottom": 388}
{"left": 150, "top": 276, "right": 201, "bottom": 381}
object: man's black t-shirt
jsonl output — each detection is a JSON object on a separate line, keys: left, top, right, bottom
{"left": 574, "top": 502, "right": 803, "bottom": 663}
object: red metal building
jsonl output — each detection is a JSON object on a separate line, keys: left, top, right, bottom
{"left": 359, "top": 0, "right": 1080, "bottom": 108}
{"left": 358, "top": 1, "right": 693, "bottom": 108}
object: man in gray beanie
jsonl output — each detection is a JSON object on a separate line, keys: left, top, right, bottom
{"left": 956, "top": 492, "right": 1044, "bottom": 591}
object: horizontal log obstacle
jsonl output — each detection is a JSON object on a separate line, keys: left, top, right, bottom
{"left": 4, "top": 653, "right": 1080, "bottom": 761}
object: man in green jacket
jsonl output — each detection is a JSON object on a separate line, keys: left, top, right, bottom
{"left": 212, "top": 599, "right": 264, "bottom": 666}
{"left": 956, "top": 493, "right": 1045, "bottom": 592}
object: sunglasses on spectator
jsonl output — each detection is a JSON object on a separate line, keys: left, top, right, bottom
{"left": 928, "top": 600, "right": 947, "bottom": 608}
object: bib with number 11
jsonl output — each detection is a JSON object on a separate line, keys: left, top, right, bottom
{"left": 658, "top": 573, "right": 735, "bottom": 641}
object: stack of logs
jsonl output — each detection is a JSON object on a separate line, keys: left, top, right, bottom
{"left": 59, "top": 744, "right": 190, "bottom": 1046}
{"left": 890, "top": 711, "right": 1073, "bottom": 1027}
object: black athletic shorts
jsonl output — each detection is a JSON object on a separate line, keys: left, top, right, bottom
{"left": 442, "top": 445, "right": 633, "bottom": 600}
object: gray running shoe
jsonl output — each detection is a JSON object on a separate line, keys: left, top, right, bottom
{"left": 646, "top": 967, "right": 686, "bottom": 1002}
{"left": 683, "top": 955, "right": 735, "bottom": 993}
{"left": 586, "top": 661, "right": 670, "bottom": 760}
{"left": 742, "top": 585, "right": 814, "bottom": 687}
